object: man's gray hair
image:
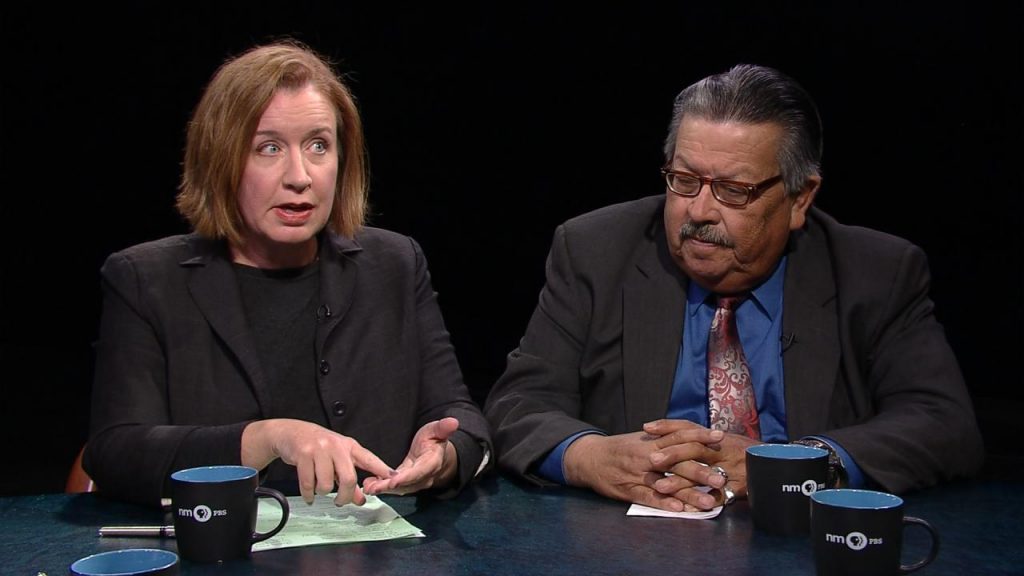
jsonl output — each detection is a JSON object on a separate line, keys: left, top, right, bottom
{"left": 663, "top": 64, "right": 823, "bottom": 197}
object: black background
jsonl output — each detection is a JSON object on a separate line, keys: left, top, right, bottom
{"left": 2, "top": 3, "right": 1021, "bottom": 495}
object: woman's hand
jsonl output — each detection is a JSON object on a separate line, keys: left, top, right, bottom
{"left": 241, "top": 419, "right": 394, "bottom": 505}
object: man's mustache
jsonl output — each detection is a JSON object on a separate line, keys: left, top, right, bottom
{"left": 678, "top": 222, "right": 733, "bottom": 248}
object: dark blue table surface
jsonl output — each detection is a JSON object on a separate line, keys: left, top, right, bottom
{"left": 2, "top": 474, "right": 1021, "bottom": 576}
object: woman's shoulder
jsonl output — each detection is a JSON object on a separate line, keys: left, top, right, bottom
{"left": 354, "top": 226, "right": 416, "bottom": 247}
{"left": 102, "top": 233, "right": 218, "bottom": 273}
{"left": 109, "top": 233, "right": 197, "bottom": 257}
{"left": 327, "top": 227, "right": 422, "bottom": 259}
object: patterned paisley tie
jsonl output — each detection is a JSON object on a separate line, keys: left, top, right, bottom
{"left": 707, "top": 296, "right": 761, "bottom": 439}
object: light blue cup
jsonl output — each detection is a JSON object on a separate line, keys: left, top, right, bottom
{"left": 812, "top": 488, "right": 904, "bottom": 509}
{"left": 170, "top": 465, "right": 260, "bottom": 483}
{"left": 747, "top": 443, "right": 829, "bottom": 459}
{"left": 70, "top": 548, "right": 179, "bottom": 575}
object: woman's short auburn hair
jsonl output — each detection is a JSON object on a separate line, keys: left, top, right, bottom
{"left": 176, "top": 41, "right": 368, "bottom": 244}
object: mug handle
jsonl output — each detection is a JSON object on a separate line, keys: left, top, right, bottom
{"left": 252, "top": 486, "right": 290, "bottom": 543}
{"left": 899, "top": 516, "right": 940, "bottom": 573}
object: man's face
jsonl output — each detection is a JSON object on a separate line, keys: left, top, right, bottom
{"left": 664, "top": 117, "right": 818, "bottom": 294}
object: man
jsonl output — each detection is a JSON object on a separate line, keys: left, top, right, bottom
{"left": 484, "top": 64, "right": 983, "bottom": 512}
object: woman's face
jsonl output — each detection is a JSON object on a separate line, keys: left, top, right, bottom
{"left": 232, "top": 84, "right": 338, "bottom": 269}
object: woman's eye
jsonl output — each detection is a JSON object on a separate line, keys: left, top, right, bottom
{"left": 310, "top": 141, "right": 328, "bottom": 154}
{"left": 258, "top": 143, "right": 281, "bottom": 155}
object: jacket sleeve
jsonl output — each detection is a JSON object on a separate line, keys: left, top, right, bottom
{"left": 484, "top": 225, "right": 604, "bottom": 483}
{"left": 825, "top": 242, "right": 984, "bottom": 493}
{"left": 407, "top": 238, "right": 494, "bottom": 493}
{"left": 84, "top": 251, "right": 246, "bottom": 507}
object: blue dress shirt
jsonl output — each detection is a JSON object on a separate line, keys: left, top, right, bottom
{"left": 536, "top": 256, "right": 865, "bottom": 487}
{"left": 667, "top": 257, "right": 788, "bottom": 438}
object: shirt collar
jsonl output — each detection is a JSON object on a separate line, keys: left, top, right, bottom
{"left": 686, "top": 255, "right": 787, "bottom": 319}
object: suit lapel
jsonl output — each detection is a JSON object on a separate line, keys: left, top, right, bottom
{"left": 622, "top": 209, "right": 689, "bottom": 430}
{"left": 315, "top": 233, "right": 361, "bottom": 351}
{"left": 183, "top": 238, "right": 273, "bottom": 414}
{"left": 782, "top": 211, "right": 840, "bottom": 439}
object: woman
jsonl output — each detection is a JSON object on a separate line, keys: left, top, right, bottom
{"left": 84, "top": 41, "right": 491, "bottom": 507}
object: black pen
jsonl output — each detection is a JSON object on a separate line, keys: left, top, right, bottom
{"left": 98, "top": 526, "right": 176, "bottom": 538}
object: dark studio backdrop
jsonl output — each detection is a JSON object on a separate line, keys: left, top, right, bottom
{"left": 2, "top": 3, "right": 1021, "bottom": 496}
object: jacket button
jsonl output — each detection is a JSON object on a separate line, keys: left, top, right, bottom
{"left": 319, "top": 360, "right": 330, "bottom": 375}
{"left": 332, "top": 401, "right": 347, "bottom": 417}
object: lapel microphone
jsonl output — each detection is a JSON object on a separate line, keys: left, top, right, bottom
{"left": 780, "top": 332, "right": 796, "bottom": 352}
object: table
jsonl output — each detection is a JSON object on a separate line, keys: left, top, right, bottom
{"left": 2, "top": 474, "right": 1020, "bottom": 575}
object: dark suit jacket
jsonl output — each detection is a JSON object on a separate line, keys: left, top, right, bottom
{"left": 85, "top": 228, "right": 491, "bottom": 506}
{"left": 485, "top": 195, "right": 983, "bottom": 493}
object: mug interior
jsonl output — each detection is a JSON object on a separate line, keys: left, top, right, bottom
{"left": 70, "top": 548, "right": 178, "bottom": 575}
{"left": 811, "top": 488, "right": 903, "bottom": 509}
{"left": 747, "top": 443, "right": 828, "bottom": 459}
{"left": 171, "top": 465, "right": 257, "bottom": 483}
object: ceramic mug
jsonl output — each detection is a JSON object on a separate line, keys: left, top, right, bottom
{"left": 746, "top": 443, "right": 830, "bottom": 535}
{"left": 170, "top": 465, "right": 289, "bottom": 562}
{"left": 810, "top": 489, "right": 939, "bottom": 575}
{"left": 70, "top": 548, "right": 179, "bottom": 575}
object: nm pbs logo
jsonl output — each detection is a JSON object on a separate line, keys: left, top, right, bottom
{"left": 782, "top": 479, "right": 825, "bottom": 496}
{"left": 177, "top": 504, "right": 228, "bottom": 523}
{"left": 825, "top": 531, "right": 884, "bottom": 551}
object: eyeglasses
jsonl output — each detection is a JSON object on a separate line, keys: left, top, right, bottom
{"left": 661, "top": 167, "right": 783, "bottom": 207}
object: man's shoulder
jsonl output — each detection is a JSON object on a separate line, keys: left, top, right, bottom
{"left": 547, "top": 195, "right": 665, "bottom": 275}
{"left": 799, "top": 208, "right": 931, "bottom": 303}
{"left": 562, "top": 195, "right": 664, "bottom": 235}
{"left": 807, "top": 208, "right": 921, "bottom": 259}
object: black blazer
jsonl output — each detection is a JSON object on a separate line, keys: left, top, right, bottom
{"left": 485, "top": 195, "right": 982, "bottom": 493}
{"left": 85, "top": 228, "right": 491, "bottom": 505}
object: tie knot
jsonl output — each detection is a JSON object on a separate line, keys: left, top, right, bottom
{"left": 715, "top": 295, "right": 747, "bottom": 311}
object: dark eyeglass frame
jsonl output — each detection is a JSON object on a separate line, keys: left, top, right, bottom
{"left": 661, "top": 167, "right": 784, "bottom": 207}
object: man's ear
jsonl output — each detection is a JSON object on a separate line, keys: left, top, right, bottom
{"left": 788, "top": 175, "right": 820, "bottom": 231}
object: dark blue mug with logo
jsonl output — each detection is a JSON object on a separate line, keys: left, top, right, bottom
{"left": 746, "top": 443, "right": 830, "bottom": 535}
{"left": 171, "top": 465, "right": 289, "bottom": 563}
{"left": 810, "top": 489, "right": 939, "bottom": 575}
